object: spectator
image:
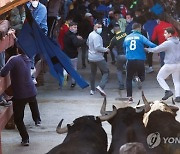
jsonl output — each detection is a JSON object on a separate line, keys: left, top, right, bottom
{"left": 87, "top": 21, "right": 110, "bottom": 96}
{"left": 78, "top": 12, "right": 93, "bottom": 69}
{"left": 151, "top": 15, "right": 177, "bottom": 66}
{"left": 123, "top": 23, "right": 156, "bottom": 103}
{"left": 145, "top": 27, "right": 180, "bottom": 102}
{"left": 27, "top": 0, "right": 48, "bottom": 84}
{"left": 58, "top": 16, "right": 73, "bottom": 50}
{"left": 47, "top": 0, "right": 62, "bottom": 38}
{"left": 125, "top": 12, "right": 134, "bottom": 35}
{"left": 64, "top": 21, "right": 85, "bottom": 88}
{"left": 0, "top": 48, "right": 41, "bottom": 146}
{"left": 143, "top": 12, "right": 158, "bottom": 73}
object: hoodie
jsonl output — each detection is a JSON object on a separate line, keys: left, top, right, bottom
{"left": 146, "top": 37, "right": 180, "bottom": 64}
{"left": 0, "top": 54, "right": 37, "bottom": 99}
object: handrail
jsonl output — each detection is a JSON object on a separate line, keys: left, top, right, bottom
{"left": 0, "top": 0, "right": 28, "bottom": 15}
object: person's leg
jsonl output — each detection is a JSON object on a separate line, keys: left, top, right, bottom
{"left": 116, "top": 55, "right": 126, "bottom": 89}
{"left": 28, "top": 96, "right": 41, "bottom": 124}
{"left": 157, "top": 64, "right": 172, "bottom": 91}
{"left": 96, "top": 60, "right": 109, "bottom": 89}
{"left": 160, "top": 52, "right": 165, "bottom": 66}
{"left": 90, "top": 62, "right": 97, "bottom": 91}
{"left": 126, "top": 60, "right": 136, "bottom": 97}
{"left": 157, "top": 64, "right": 173, "bottom": 100}
{"left": 70, "top": 58, "right": 78, "bottom": 86}
{"left": 13, "top": 98, "right": 29, "bottom": 142}
{"left": 47, "top": 16, "right": 57, "bottom": 38}
{"left": 81, "top": 44, "right": 87, "bottom": 68}
{"left": 171, "top": 64, "right": 180, "bottom": 98}
{"left": 137, "top": 60, "right": 145, "bottom": 82}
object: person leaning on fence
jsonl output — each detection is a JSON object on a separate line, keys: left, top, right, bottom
{"left": 0, "top": 48, "right": 41, "bottom": 146}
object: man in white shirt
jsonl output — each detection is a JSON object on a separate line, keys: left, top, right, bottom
{"left": 87, "top": 22, "right": 110, "bottom": 96}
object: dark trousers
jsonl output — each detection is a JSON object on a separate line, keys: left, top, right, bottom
{"left": 146, "top": 52, "right": 153, "bottom": 67}
{"left": 47, "top": 16, "right": 57, "bottom": 38}
{"left": 13, "top": 96, "right": 41, "bottom": 141}
{"left": 126, "top": 60, "right": 145, "bottom": 97}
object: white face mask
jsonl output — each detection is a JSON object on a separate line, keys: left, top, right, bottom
{"left": 96, "top": 28, "right": 102, "bottom": 34}
{"left": 31, "top": 1, "right": 39, "bottom": 8}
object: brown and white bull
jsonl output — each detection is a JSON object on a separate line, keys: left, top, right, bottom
{"left": 47, "top": 106, "right": 117, "bottom": 154}
{"left": 138, "top": 91, "right": 180, "bottom": 154}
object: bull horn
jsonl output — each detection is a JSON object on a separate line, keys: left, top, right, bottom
{"left": 136, "top": 100, "right": 140, "bottom": 106}
{"left": 100, "top": 97, "right": 107, "bottom": 115}
{"left": 56, "top": 119, "right": 68, "bottom": 134}
{"left": 98, "top": 105, "right": 117, "bottom": 121}
{"left": 142, "top": 91, "right": 151, "bottom": 112}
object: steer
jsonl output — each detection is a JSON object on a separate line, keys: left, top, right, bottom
{"left": 141, "top": 92, "right": 180, "bottom": 154}
{"left": 47, "top": 105, "right": 117, "bottom": 154}
{"left": 100, "top": 97, "right": 154, "bottom": 154}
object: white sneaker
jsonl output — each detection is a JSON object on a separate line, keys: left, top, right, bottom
{"left": 90, "top": 90, "right": 95, "bottom": 95}
{"left": 32, "top": 78, "right": 37, "bottom": 84}
{"left": 96, "top": 86, "right": 106, "bottom": 96}
{"left": 31, "top": 68, "right": 36, "bottom": 76}
{"left": 146, "top": 67, "right": 154, "bottom": 73}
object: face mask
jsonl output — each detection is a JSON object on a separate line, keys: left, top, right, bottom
{"left": 70, "top": 29, "right": 77, "bottom": 34}
{"left": 31, "top": 1, "right": 39, "bottom": 8}
{"left": 126, "top": 19, "right": 132, "bottom": 23}
{"left": 96, "top": 28, "right": 102, "bottom": 34}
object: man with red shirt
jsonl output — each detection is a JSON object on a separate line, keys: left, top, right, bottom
{"left": 151, "top": 17, "right": 177, "bottom": 66}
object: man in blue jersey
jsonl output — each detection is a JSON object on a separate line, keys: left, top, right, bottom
{"left": 123, "top": 23, "right": 156, "bottom": 103}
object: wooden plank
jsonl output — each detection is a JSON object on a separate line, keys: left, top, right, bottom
{"left": 0, "top": 75, "right": 11, "bottom": 95}
{"left": 0, "top": 0, "right": 28, "bottom": 15}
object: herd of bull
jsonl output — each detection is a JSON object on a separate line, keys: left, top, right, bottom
{"left": 47, "top": 91, "right": 180, "bottom": 154}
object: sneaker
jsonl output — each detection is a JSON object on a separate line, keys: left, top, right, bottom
{"left": 134, "top": 76, "right": 142, "bottom": 89}
{"left": 146, "top": 67, "right": 154, "bottom": 74}
{"left": 31, "top": 68, "right": 36, "bottom": 76}
{"left": 71, "top": 83, "right": 76, "bottom": 88}
{"left": 0, "top": 99, "right": 11, "bottom": 107}
{"left": 35, "top": 121, "right": 41, "bottom": 126}
{"left": 21, "top": 139, "right": 29, "bottom": 146}
{"left": 96, "top": 86, "right": 106, "bottom": 96}
{"left": 32, "top": 78, "right": 37, "bottom": 84}
{"left": 162, "top": 90, "right": 173, "bottom": 100}
{"left": 128, "top": 97, "right": 133, "bottom": 104}
{"left": 90, "top": 90, "right": 95, "bottom": 95}
{"left": 174, "top": 97, "right": 180, "bottom": 103}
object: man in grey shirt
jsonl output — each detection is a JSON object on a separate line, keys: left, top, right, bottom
{"left": 87, "top": 21, "right": 110, "bottom": 96}
{"left": 145, "top": 27, "right": 180, "bottom": 102}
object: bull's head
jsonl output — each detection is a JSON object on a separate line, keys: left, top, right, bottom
{"left": 137, "top": 91, "right": 179, "bottom": 126}
{"left": 56, "top": 98, "right": 117, "bottom": 134}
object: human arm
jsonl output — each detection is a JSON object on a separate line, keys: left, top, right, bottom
{"left": 144, "top": 41, "right": 168, "bottom": 53}
{"left": 0, "top": 57, "right": 14, "bottom": 77}
{"left": 93, "top": 35, "right": 109, "bottom": 53}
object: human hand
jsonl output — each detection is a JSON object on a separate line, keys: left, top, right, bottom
{"left": 144, "top": 48, "right": 149, "bottom": 52}
{"left": 77, "top": 35, "right": 83, "bottom": 40}
{"left": 106, "top": 48, "right": 110, "bottom": 53}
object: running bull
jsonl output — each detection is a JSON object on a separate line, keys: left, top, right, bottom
{"left": 47, "top": 106, "right": 117, "bottom": 154}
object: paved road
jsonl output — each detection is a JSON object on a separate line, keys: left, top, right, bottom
{"left": 2, "top": 53, "right": 180, "bottom": 154}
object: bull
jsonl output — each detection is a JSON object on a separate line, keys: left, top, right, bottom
{"left": 100, "top": 97, "right": 153, "bottom": 154}
{"left": 141, "top": 92, "right": 180, "bottom": 154}
{"left": 47, "top": 105, "right": 117, "bottom": 154}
